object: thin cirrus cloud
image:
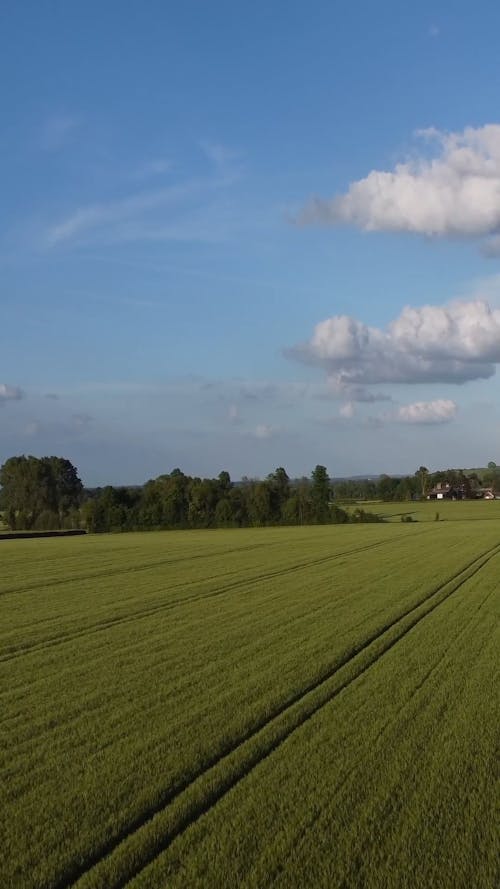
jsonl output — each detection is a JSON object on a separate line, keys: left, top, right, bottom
{"left": 40, "top": 113, "right": 81, "bottom": 151}
{"left": 0, "top": 384, "right": 24, "bottom": 404}
{"left": 45, "top": 180, "right": 206, "bottom": 247}
{"left": 44, "top": 143, "right": 241, "bottom": 248}
{"left": 133, "top": 158, "right": 173, "bottom": 179}
{"left": 298, "top": 124, "right": 500, "bottom": 253}
{"left": 287, "top": 299, "right": 500, "bottom": 387}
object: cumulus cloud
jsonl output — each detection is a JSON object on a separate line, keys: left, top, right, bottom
{"left": 288, "top": 299, "right": 500, "bottom": 386}
{"left": 0, "top": 384, "right": 24, "bottom": 404}
{"left": 395, "top": 399, "right": 457, "bottom": 424}
{"left": 299, "top": 125, "right": 500, "bottom": 247}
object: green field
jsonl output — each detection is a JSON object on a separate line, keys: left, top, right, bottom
{"left": 1, "top": 520, "right": 498, "bottom": 888}
{"left": 371, "top": 498, "right": 500, "bottom": 522}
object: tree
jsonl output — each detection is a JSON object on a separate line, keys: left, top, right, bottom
{"left": 311, "top": 465, "right": 331, "bottom": 523}
{"left": 188, "top": 477, "right": 218, "bottom": 527}
{"left": 378, "top": 474, "right": 400, "bottom": 501}
{"left": 415, "top": 466, "right": 429, "bottom": 498}
{"left": 44, "top": 457, "right": 83, "bottom": 523}
{"left": 267, "top": 467, "right": 290, "bottom": 521}
{"left": 0, "top": 455, "right": 82, "bottom": 529}
{"left": 218, "top": 471, "right": 231, "bottom": 493}
{"left": 247, "top": 481, "right": 272, "bottom": 526}
{"left": 393, "top": 476, "right": 417, "bottom": 501}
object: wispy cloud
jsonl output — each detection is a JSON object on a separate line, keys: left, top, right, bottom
{"left": 45, "top": 180, "right": 205, "bottom": 247}
{"left": 339, "top": 401, "right": 355, "bottom": 418}
{"left": 200, "top": 141, "right": 243, "bottom": 181}
{"left": 228, "top": 403, "right": 242, "bottom": 425}
{"left": 71, "top": 413, "right": 93, "bottom": 429}
{"left": 326, "top": 381, "right": 393, "bottom": 403}
{"left": 0, "top": 383, "right": 24, "bottom": 404}
{"left": 298, "top": 124, "right": 500, "bottom": 252}
{"left": 252, "top": 423, "right": 280, "bottom": 439}
{"left": 44, "top": 141, "right": 242, "bottom": 249}
{"left": 40, "top": 114, "right": 81, "bottom": 151}
{"left": 133, "top": 158, "right": 173, "bottom": 179}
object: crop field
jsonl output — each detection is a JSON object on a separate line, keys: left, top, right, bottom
{"left": 1, "top": 521, "right": 498, "bottom": 888}
{"left": 372, "top": 499, "right": 500, "bottom": 523}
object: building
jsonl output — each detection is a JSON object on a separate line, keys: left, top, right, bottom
{"left": 427, "top": 482, "right": 466, "bottom": 500}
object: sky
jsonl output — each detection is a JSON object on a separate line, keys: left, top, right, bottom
{"left": 2, "top": 1, "right": 500, "bottom": 485}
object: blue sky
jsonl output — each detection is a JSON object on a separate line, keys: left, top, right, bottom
{"left": 2, "top": 1, "right": 500, "bottom": 484}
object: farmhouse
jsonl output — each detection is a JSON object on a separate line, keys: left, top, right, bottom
{"left": 427, "top": 482, "right": 465, "bottom": 501}
{"left": 476, "top": 487, "right": 496, "bottom": 500}
{"left": 427, "top": 482, "right": 498, "bottom": 500}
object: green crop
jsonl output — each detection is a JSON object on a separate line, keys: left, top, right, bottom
{"left": 1, "top": 522, "right": 498, "bottom": 888}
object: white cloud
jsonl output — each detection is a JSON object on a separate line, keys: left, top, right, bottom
{"left": 0, "top": 384, "right": 24, "bottom": 404}
{"left": 395, "top": 399, "right": 457, "bottom": 424}
{"left": 339, "top": 401, "right": 355, "bottom": 418}
{"left": 299, "top": 125, "right": 500, "bottom": 247}
{"left": 288, "top": 299, "right": 500, "bottom": 386}
{"left": 253, "top": 423, "right": 279, "bottom": 439}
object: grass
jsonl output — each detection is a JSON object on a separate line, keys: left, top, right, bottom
{"left": 1, "top": 521, "right": 498, "bottom": 888}
{"left": 367, "top": 498, "right": 500, "bottom": 522}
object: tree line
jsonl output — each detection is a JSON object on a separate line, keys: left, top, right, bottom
{"left": 1, "top": 455, "right": 497, "bottom": 533}
{"left": 336, "top": 464, "right": 500, "bottom": 501}
{"left": 0, "top": 457, "right": 383, "bottom": 532}
{"left": 81, "top": 465, "right": 386, "bottom": 531}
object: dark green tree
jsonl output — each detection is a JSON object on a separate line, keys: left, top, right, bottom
{"left": 311, "top": 465, "right": 331, "bottom": 523}
{"left": 0, "top": 455, "right": 82, "bottom": 529}
{"left": 247, "top": 481, "right": 272, "bottom": 526}
{"left": 267, "top": 467, "right": 290, "bottom": 521}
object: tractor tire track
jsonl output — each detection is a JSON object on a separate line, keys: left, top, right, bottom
{"left": 1, "top": 532, "right": 422, "bottom": 663}
{"left": 0, "top": 541, "right": 279, "bottom": 599}
{"left": 53, "top": 540, "right": 500, "bottom": 889}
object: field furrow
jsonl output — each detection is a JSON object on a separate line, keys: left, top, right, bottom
{"left": 1, "top": 523, "right": 498, "bottom": 889}
{"left": 67, "top": 542, "right": 500, "bottom": 889}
